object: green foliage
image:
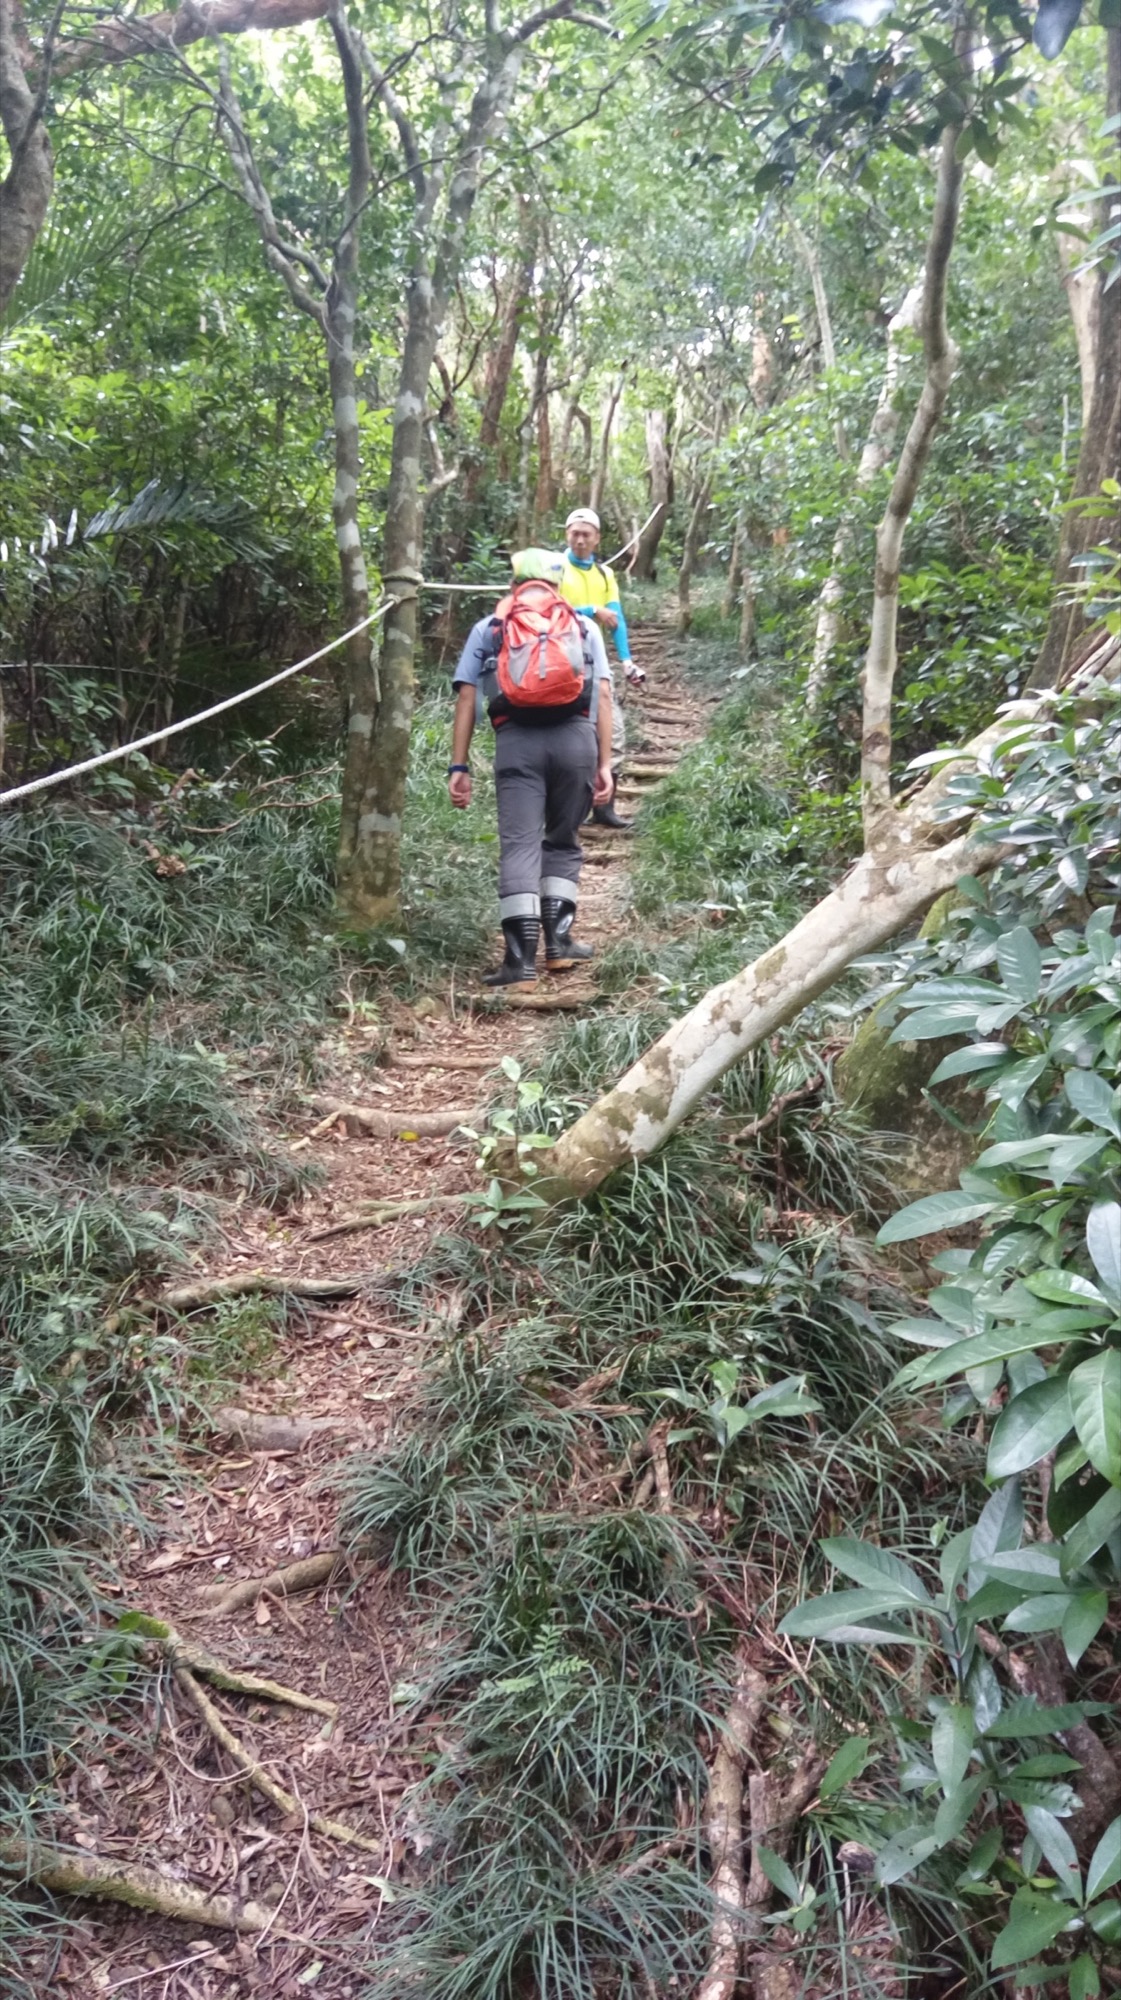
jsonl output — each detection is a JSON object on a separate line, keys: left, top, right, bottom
{"left": 781, "top": 677, "right": 1121, "bottom": 1990}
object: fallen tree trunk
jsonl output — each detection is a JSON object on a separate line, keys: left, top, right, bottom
{"left": 200, "top": 1549, "right": 348, "bottom": 1618}
{"left": 308, "top": 1098, "right": 476, "bottom": 1138}
{"left": 545, "top": 798, "right": 1008, "bottom": 1200}
{"left": 0, "top": 1836, "right": 272, "bottom": 1932}
{"left": 698, "top": 1654, "right": 767, "bottom": 2000}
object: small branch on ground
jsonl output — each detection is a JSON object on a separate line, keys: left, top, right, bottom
{"left": 199, "top": 1550, "right": 351, "bottom": 1619}
{"left": 162, "top": 1274, "right": 370, "bottom": 1311}
{"left": 0, "top": 1836, "right": 272, "bottom": 1932}
{"left": 306, "top": 1192, "right": 472, "bottom": 1241}
{"left": 210, "top": 1405, "right": 371, "bottom": 1452}
{"left": 389, "top": 1052, "right": 498, "bottom": 1071}
{"left": 174, "top": 1670, "right": 383, "bottom": 1854}
{"left": 698, "top": 1651, "right": 768, "bottom": 2000}
{"left": 308, "top": 1096, "right": 477, "bottom": 1137}
{"left": 728, "top": 1080, "right": 821, "bottom": 1148}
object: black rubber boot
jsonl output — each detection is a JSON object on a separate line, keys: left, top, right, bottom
{"left": 541, "top": 897, "right": 594, "bottom": 972}
{"left": 591, "top": 775, "right": 631, "bottom": 830}
{"left": 483, "top": 916, "right": 540, "bottom": 986}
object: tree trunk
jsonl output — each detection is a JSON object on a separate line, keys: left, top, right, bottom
{"left": 722, "top": 521, "right": 744, "bottom": 621}
{"left": 589, "top": 372, "right": 625, "bottom": 515}
{"left": 739, "top": 567, "right": 756, "bottom": 657}
{"left": 337, "top": 277, "right": 432, "bottom": 925}
{"left": 0, "top": 0, "right": 54, "bottom": 320}
{"left": 805, "top": 280, "right": 923, "bottom": 712}
{"left": 532, "top": 298, "right": 554, "bottom": 526}
{"left": 676, "top": 474, "right": 713, "bottom": 634}
{"left": 1029, "top": 26, "right": 1121, "bottom": 691}
{"left": 631, "top": 408, "right": 670, "bottom": 580}
{"left": 465, "top": 197, "right": 535, "bottom": 506}
{"left": 861, "top": 119, "right": 964, "bottom": 849}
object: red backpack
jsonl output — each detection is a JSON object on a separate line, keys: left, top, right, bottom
{"left": 492, "top": 580, "right": 588, "bottom": 711}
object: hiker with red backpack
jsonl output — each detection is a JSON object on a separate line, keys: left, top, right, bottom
{"left": 447, "top": 551, "right": 613, "bottom": 987}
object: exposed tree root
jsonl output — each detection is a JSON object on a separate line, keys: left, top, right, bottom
{"left": 308, "top": 1096, "right": 476, "bottom": 1137}
{"left": 162, "top": 1273, "right": 369, "bottom": 1310}
{"left": 698, "top": 1652, "right": 768, "bottom": 2000}
{"left": 728, "top": 1080, "right": 821, "bottom": 1148}
{"left": 306, "top": 1191, "right": 471, "bottom": 1241}
{"left": 0, "top": 1836, "right": 272, "bottom": 1932}
{"left": 745, "top": 1749, "right": 824, "bottom": 1907}
{"left": 199, "top": 1549, "right": 349, "bottom": 1618}
{"left": 389, "top": 1051, "right": 498, "bottom": 1072}
{"left": 211, "top": 1404, "right": 362, "bottom": 1452}
{"left": 123, "top": 1612, "right": 339, "bottom": 1715}
{"left": 499, "top": 987, "right": 593, "bottom": 1011}
{"left": 174, "top": 1669, "right": 384, "bottom": 1855}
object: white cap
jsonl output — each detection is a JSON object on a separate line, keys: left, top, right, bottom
{"left": 565, "top": 507, "right": 600, "bottom": 532}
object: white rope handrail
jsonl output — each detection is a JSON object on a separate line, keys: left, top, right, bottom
{"left": 0, "top": 602, "right": 393, "bottom": 809}
{"left": 0, "top": 523, "right": 667, "bottom": 811}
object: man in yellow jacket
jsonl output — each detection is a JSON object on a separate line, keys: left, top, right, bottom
{"left": 556, "top": 508, "right": 645, "bottom": 828}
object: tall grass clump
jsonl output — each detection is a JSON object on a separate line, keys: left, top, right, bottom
{"left": 339, "top": 1082, "right": 975, "bottom": 1998}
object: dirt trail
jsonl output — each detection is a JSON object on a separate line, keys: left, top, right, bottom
{"left": 37, "top": 622, "right": 710, "bottom": 2000}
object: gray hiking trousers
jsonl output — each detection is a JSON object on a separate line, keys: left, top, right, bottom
{"left": 493, "top": 716, "right": 596, "bottom": 919}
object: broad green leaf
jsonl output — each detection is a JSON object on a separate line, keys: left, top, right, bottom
{"left": 932, "top": 1705, "right": 974, "bottom": 1796}
{"left": 877, "top": 1191, "right": 997, "bottom": 1245}
{"left": 980, "top": 1547, "right": 1065, "bottom": 1591}
{"left": 820, "top": 1537, "right": 931, "bottom": 1604}
{"left": 1068, "top": 1353, "right": 1121, "bottom": 1487}
{"left": 1061, "top": 1590, "right": 1108, "bottom": 1667}
{"left": 934, "top": 1771, "right": 986, "bottom": 1844}
{"left": 1061, "top": 1485, "right": 1121, "bottom": 1573}
{"left": 1024, "top": 1269, "right": 1107, "bottom": 1308}
{"left": 753, "top": 1845, "right": 801, "bottom": 1903}
{"left": 1086, "top": 1203, "right": 1121, "bottom": 1296}
{"left": 896, "top": 1322, "right": 1067, "bottom": 1391}
{"left": 1086, "top": 1815, "right": 1121, "bottom": 1901}
{"left": 889, "top": 1004, "right": 991, "bottom": 1042}
{"left": 778, "top": 1588, "right": 920, "bottom": 1639}
{"left": 987, "top": 1379, "right": 1074, "bottom": 1479}
{"left": 959, "top": 1826, "right": 1002, "bottom": 1881}
{"left": 966, "top": 1656, "right": 1003, "bottom": 1732}
{"left": 1012, "top": 1755, "right": 1083, "bottom": 1778}
{"left": 1068, "top": 1954, "right": 1101, "bottom": 2000}
{"left": 819, "top": 1735, "right": 871, "bottom": 1798}
{"left": 940, "top": 1526, "right": 973, "bottom": 1598}
{"left": 1023, "top": 1806, "right": 1082, "bottom": 1901}
{"left": 1087, "top": 1900, "right": 1121, "bottom": 1943}
{"left": 1002, "top": 1593, "right": 1070, "bottom": 1634}
{"left": 969, "top": 1479, "right": 1024, "bottom": 1584}
{"left": 984, "top": 1697, "right": 1114, "bottom": 1738}
{"left": 992, "top": 1053, "right": 1050, "bottom": 1112}
{"left": 976, "top": 1134, "right": 1107, "bottom": 1172}
{"left": 990, "top": 1888, "right": 1074, "bottom": 1967}
{"left": 890, "top": 1316, "right": 963, "bottom": 1347}
{"left": 928, "top": 1042, "right": 1011, "bottom": 1084}
{"left": 745, "top": 1376, "right": 824, "bottom": 1419}
{"left": 874, "top": 1826, "right": 940, "bottom": 1886}
{"left": 997, "top": 927, "right": 1042, "bottom": 1003}
{"left": 1066, "top": 1069, "right": 1121, "bottom": 1137}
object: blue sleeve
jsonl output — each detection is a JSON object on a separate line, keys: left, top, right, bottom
{"left": 606, "top": 598, "right": 632, "bottom": 664}
{"left": 452, "top": 616, "right": 495, "bottom": 687}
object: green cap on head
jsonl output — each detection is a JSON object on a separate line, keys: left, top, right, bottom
{"left": 510, "top": 547, "right": 565, "bottom": 584}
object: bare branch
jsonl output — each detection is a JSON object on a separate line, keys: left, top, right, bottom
{"left": 41, "top": 0, "right": 331, "bottom": 81}
{"left": 213, "top": 45, "right": 327, "bottom": 322}
{"left": 509, "top": 0, "right": 608, "bottom": 42}
{"left": 358, "top": 35, "right": 425, "bottom": 201}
